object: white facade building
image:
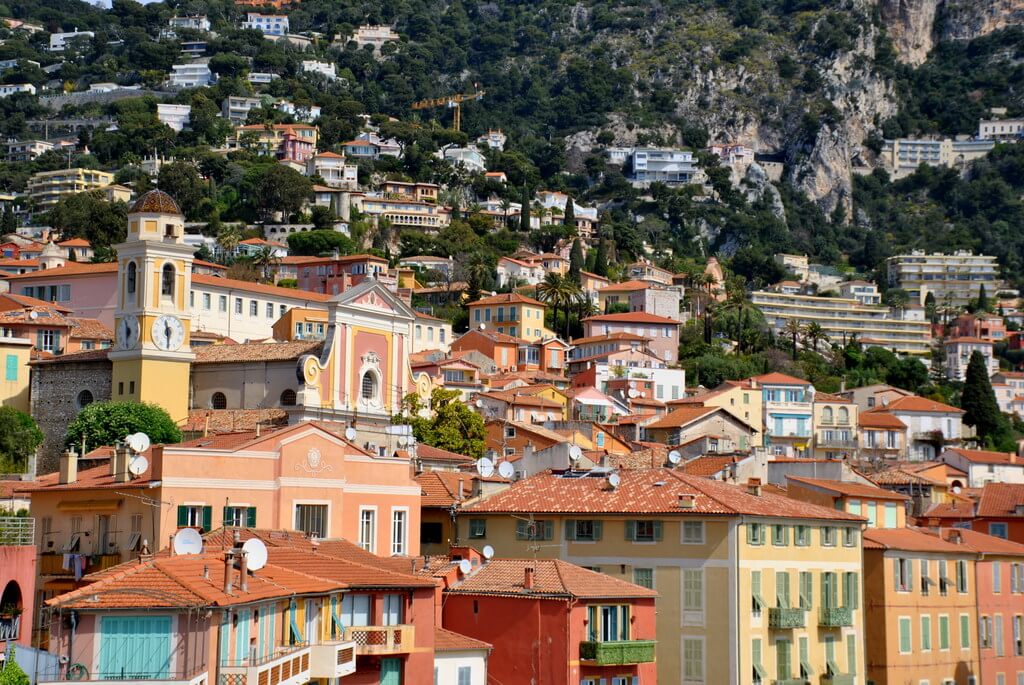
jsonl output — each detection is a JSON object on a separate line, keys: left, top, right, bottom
{"left": 306, "top": 153, "right": 358, "bottom": 189}
{"left": 221, "top": 96, "right": 262, "bottom": 125}
{"left": 48, "top": 31, "right": 94, "bottom": 51}
{"left": 156, "top": 103, "right": 191, "bottom": 132}
{"left": 349, "top": 25, "right": 400, "bottom": 50}
{"left": 0, "top": 84, "right": 35, "bottom": 98}
{"left": 476, "top": 130, "right": 506, "bottom": 150}
{"left": 300, "top": 60, "right": 336, "bottom": 80}
{"left": 242, "top": 13, "right": 288, "bottom": 36}
{"left": 978, "top": 118, "right": 1024, "bottom": 141}
{"left": 943, "top": 337, "right": 997, "bottom": 381}
{"left": 168, "top": 16, "right": 210, "bottom": 32}
{"left": 274, "top": 100, "right": 322, "bottom": 122}
{"left": 169, "top": 62, "right": 215, "bottom": 88}
{"left": 441, "top": 147, "right": 486, "bottom": 173}
{"left": 880, "top": 138, "right": 995, "bottom": 178}
{"left": 886, "top": 250, "right": 1007, "bottom": 308}
{"left": 626, "top": 148, "right": 699, "bottom": 187}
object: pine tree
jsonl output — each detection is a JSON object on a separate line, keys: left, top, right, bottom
{"left": 961, "top": 350, "right": 1004, "bottom": 442}
{"left": 924, "top": 292, "right": 937, "bottom": 325}
{"left": 569, "top": 238, "right": 584, "bottom": 283}
{"left": 520, "top": 184, "right": 531, "bottom": 232}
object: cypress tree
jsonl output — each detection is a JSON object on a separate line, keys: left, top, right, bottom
{"left": 0, "top": 208, "right": 16, "bottom": 235}
{"left": 563, "top": 196, "right": 575, "bottom": 233}
{"left": 520, "top": 184, "right": 531, "bottom": 232}
{"left": 592, "top": 238, "right": 609, "bottom": 277}
{"left": 961, "top": 350, "right": 1004, "bottom": 442}
{"left": 569, "top": 238, "right": 584, "bottom": 283}
{"left": 977, "top": 283, "right": 990, "bottom": 313}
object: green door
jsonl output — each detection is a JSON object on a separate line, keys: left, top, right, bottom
{"left": 99, "top": 615, "right": 172, "bottom": 679}
{"left": 380, "top": 657, "right": 401, "bottom": 685}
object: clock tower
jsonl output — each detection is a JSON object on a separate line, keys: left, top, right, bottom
{"left": 108, "top": 190, "right": 195, "bottom": 423}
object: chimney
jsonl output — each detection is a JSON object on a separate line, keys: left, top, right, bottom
{"left": 59, "top": 448, "right": 78, "bottom": 485}
{"left": 747, "top": 478, "right": 762, "bottom": 497}
{"left": 1012, "top": 453, "right": 1018, "bottom": 464}
{"left": 223, "top": 549, "right": 235, "bottom": 595}
{"left": 457, "top": 478, "right": 464, "bottom": 502}
{"left": 678, "top": 493, "right": 696, "bottom": 509}
{"left": 750, "top": 378, "right": 757, "bottom": 389}
{"left": 524, "top": 567, "right": 535, "bottom": 590}
{"left": 840, "top": 378, "right": 846, "bottom": 393}
{"left": 237, "top": 549, "right": 249, "bottom": 592}
{"left": 113, "top": 443, "right": 131, "bottom": 483}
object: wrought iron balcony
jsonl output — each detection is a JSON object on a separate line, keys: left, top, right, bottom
{"left": 343, "top": 625, "right": 414, "bottom": 655}
{"left": 219, "top": 645, "right": 309, "bottom": 685}
{"left": 768, "top": 607, "right": 806, "bottom": 629}
{"left": 819, "top": 606, "right": 853, "bottom": 627}
{"left": 579, "top": 640, "right": 656, "bottom": 665}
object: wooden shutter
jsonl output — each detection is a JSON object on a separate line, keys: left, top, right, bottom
{"left": 176, "top": 506, "right": 187, "bottom": 527}
{"left": 592, "top": 520, "right": 603, "bottom": 540}
{"left": 846, "top": 634, "right": 856, "bottom": 674}
{"left": 246, "top": 507, "right": 257, "bottom": 527}
{"left": 565, "top": 520, "right": 577, "bottom": 540}
{"left": 776, "top": 571, "right": 790, "bottom": 608}
{"left": 625, "top": 520, "right": 636, "bottom": 541}
{"left": 652, "top": 520, "right": 663, "bottom": 541}
{"left": 202, "top": 506, "right": 212, "bottom": 531}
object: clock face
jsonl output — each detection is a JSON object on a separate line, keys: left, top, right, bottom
{"left": 152, "top": 315, "right": 185, "bottom": 352}
{"left": 119, "top": 315, "right": 139, "bottom": 350}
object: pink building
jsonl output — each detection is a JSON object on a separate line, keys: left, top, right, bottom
{"left": 581, "top": 311, "right": 681, "bottom": 364}
{"left": 0, "top": 516, "right": 36, "bottom": 651}
{"left": 294, "top": 254, "right": 391, "bottom": 295}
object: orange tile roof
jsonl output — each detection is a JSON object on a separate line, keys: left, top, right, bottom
{"left": 571, "top": 332, "right": 649, "bottom": 345}
{"left": 866, "top": 396, "right": 964, "bottom": 414}
{"left": 598, "top": 280, "right": 651, "bottom": 293}
{"left": 863, "top": 526, "right": 974, "bottom": 553}
{"left": 936, "top": 527, "right": 1024, "bottom": 556}
{"left": 180, "top": 409, "right": 289, "bottom": 434}
{"left": 870, "top": 468, "right": 941, "bottom": 486}
{"left": 679, "top": 455, "right": 741, "bottom": 477}
{"left": 814, "top": 392, "right": 852, "bottom": 404}
{"left": 192, "top": 259, "right": 227, "bottom": 271}
{"left": 416, "top": 471, "right": 475, "bottom": 507}
{"left": 434, "top": 558, "right": 657, "bottom": 599}
{"left": 469, "top": 292, "right": 545, "bottom": 307}
{"left": 977, "top": 483, "right": 1024, "bottom": 517}
{"left": 465, "top": 469, "right": 863, "bottom": 520}
{"left": 66, "top": 317, "right": 113, "bottom": 340}
{"left": 920, "top": 501, "right": 975, "bottom": 520}
{"left": 644, "top": 406, "right": 721, "bottom": 430}
{"left": 435, "top": 628, "right": 492, "bottom": 652}
{"left": 15, "top": 459, "right": 156, "bottom": 494}
{"left": 583, "top": 312, "right": 679, "bottom": 325}
{"left": 858, "top": 413, "right": 907, "bottom": 429}
{"left": 786, "top": 475, "right": 910, "bottom": 501}
{"left": 417, "top": 444, "right": 474, "bottom": 463}
{"left": 945, "top": 447, "right": 1020, "bottom": 465}
{"left": 193, "top": 340, "right": 321, "bottom": 364}
{"left": 3, "top": 262, "right": 118, "bottom": 280}
{"left": 191, "top": 274, "right": 333, "bottom": 301}
{"left": 752, "top": 372, "right": 810, "bottom": 385}
{"left": 57, "top": 238, "right": 91, "bottom": 247}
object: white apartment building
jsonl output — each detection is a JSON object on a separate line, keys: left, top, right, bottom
{"left": 441, "top": 147, "right": 486, "bottom": 173}
{"left": 306, "top": 152, "right": 358, "bottom": 189}
{"left": 978, "top": 118, "right": 1024, "bottom": 141}
{"left": 496, "top": 256, "right": 545, "bottom": 288}
{"left": 221, "top": 96, "right": 262, "bottom": 125}
{"left": 169, "top": 61, "right": 215, "bottom": 88}
{"left": 168, "top": 16, "right": 210, "bottom": 32}
{"left": 943, "top": 337, "right": 997, "bottom": 381}
{"left": 355, "top": 196, "right": 451, "bottom": 232}
{"left": 156, "top": 103, "right": 191, "bottom": 132}
{"left": 7, "top": 139, "right": 64, "bottom": 162}
{"left": 476, "top": 130, "right": 506, "bottom": 150}
{"left": 879, "top": 138, "right": 995, "bottom": 179}
{"left": 349, "top": 25, "right": 400, "bottom": 50}
{"left": 837, "top": 280, "right": 882, "bottom": 305}
{"left": 751, "top": 289, "right": 933, "bottom": 355}
{"left": 48, "top": 31, "right": 94, "bottom": 51}
{"left": 274, "top": 100, "right": 322, "bottom": 122}
{"left": 626, "top": 148, "right": 699, "bottom": 187}
{"left": 0, "top": 84, "right": 35, "bottom": 98}
{"left": 300, "top": 60, "right": 336, "bottom": 80}
{"left": 886, "top": 251, "right": 1007, "bottom": 309}
{"left": 242, "top": 13, "right": 289, "bottom": 36}
{"left": 247, "top": 72, "right": 279, "bottom": 85}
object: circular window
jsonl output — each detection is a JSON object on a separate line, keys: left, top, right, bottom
{"left": 77, "top": 390, "right": 94, "bottom": 409}
{"left": 280, "top": 389, "right": 297, "bottom": 406}
{"left": 210, "top": 392, "right": 227, "bottom": 410}
{"left": 360, "top": 372, "right": 377, "bottom": 400}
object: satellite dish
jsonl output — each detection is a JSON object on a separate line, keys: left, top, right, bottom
{"left": 639, "top": 392, "right": 647, "bottom": 398}
{"left": 173, "top": 527, "right": 203, "bottom": 556}
{"left": 498, "top": 461, "right": 514, "bottom": 479}
{"left": 474, "top": 398, "right": 484, "bottom": 408}
{"left": 482, "top": 545, "right": 495, "bottom": 560}
{"left": 608, "top": 472, "right": 621, "bottom": 489}
{"left": 344, "top": 426, "right": 357, "bottom": 441}
{"left": 568, "top": 445, "right": 583, "bottom": 461}
{"left": 29, "top": 311, "right": 38, "bottom": 320}
{"left": 952, "top": 486, "right": 962, "bottom": 495}
{"left": 398, "top": 436, "right": 408, "bottom": 446}
{"left": 476, "top": 457, "right": 494, "bottom": 478}
{"left": 668, "top": 450, "right": 682, "bottom": 465}
{"left": 127, "top": 432, "right": 150, "bottom": 454}
{"left": 628, "top": 381, "right": 637, "bottom": 389}
{"left": 479, "top": 323, "right": 486, "bottom": 331}
{"left": 242, "top": 538, "right": 268, "bottom": 572}
{"left": 627, "top": 389, "right": 638, "bottom": 398}
{"left": 458, "top": 559, "right": 472, "bottom": 575}
{"left": 128, "top": 455, "right": 148, "bottom": 476}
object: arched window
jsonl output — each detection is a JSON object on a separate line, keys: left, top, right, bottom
{"left": 360, "top": 372, "right": 377, "bottom": 401}
{"left": 822, "top": 406, "right": 833, "bottom": 424}
{"left": 126, "top": 262, "right": 137, "bottom": 294}
{"left": 77, "top": 390, "right": 94, "bottom": 409}
{"left": 210, "top": 392, "right": 227, "bottom": 409}
{"left": 161, "top": 264, "right": 175, "bottom": 297}
{"left": 838, "top": 407, "right": 849, "bottom": 425}
{"left": 280, "top": 389, "right": 297, "bottom": 406}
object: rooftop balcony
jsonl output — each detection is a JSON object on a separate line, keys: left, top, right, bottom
{"left": 769, "top": 607, "right": 806, "bottom": 629}
{"left": 39, "top": 552, "right": 123, "bottom": 577}
{"left": 219, "top": 645, "right": 309, "bottom": 685}
{"left": 308, "top": 640, "right": 356, "bottom": 679}
{"left": 579, "top": 640, "right": 656, "bottom": 665}
{"left": 343, "top": 625, "right": 413, "bottom": 655}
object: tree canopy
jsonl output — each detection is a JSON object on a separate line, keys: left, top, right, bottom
{"left": 66, "top": 401, "right": 182, "bottom": 453}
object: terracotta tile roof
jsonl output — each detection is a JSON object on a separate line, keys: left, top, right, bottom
{"left": 597, "top": 280, "right": 652, "bottom": 293}
{"left": 191, "top": 274, "right": 333, "bottom": 301}
{"left": 489, "top": 420, "right": 569, "bottom": 445}
{"left": 254, "top": 548, "right": 436, "bottom": 588}
{"left": 679, "top": 455, "right": 741, "bottom": 477}
{"left": 945, "top": 447, "right": 1021, "bottom": 465}
{"left": 976, "top": 483, "right": 1024, "bottom": 517}
{"left": 417, "top": 443, "right": 474, "bottom": 463}
{"left": 434, "top": 628, "right": 492, "bottom": 652}
{"left": 469, "top": 292, "right": 545, "bottom": 307}
{"left": 477, "top": 391, "right": 562, "bottom": 409}
{"left": 193, "top": 260, "right": 227, "bottom": 271}
{"left": 15, "top": 460, "right": 155, "bottom": 494}
{"left": 866, "top": 396, "right": 964, "bottom": 414}
{"left": 644, "top": 406, "right": 720, "bottom": 430}
{"left": 570, "top": 332, "right": 649, "bottom": 345}
{"left": 936, "top": 527, "right": 1024, "bottom": 556}
{"left": 454, "top": 329, "right": 524, "bottom": 345}
{"left": 863, "top": 526, "right": 974, "bottom": 553}
{"left": 66, "top": 317, "right": 113, "bottom": 340}
{"left": 27, "top": 349, "right": 114, "bottom": 366}
{"left": 417, "top": 471, "right": 474, "bottom": 507}
{"left": 751, "top": 372, "right": 810, "bottom": 385}
{"left": 870, "top": 468, "right": 940, "bottom": 486}
{"left": 180, "top": 409, "right": 289, "bottom": 434}
{"left": 57, "top": 238, "right": 91, "bottom": 247}
{"left": 192, "top": 340, "right": 321, "bottom": 364}
{"left": 465, "top": 469, "right": 863, "bottom": 520}
{"left": 4, "top": 262, "right": 118, "bottom": 280}
{"left": 786, "top": 475, "right": 910, "bottom": 501}
{"left": 814, "top": 392, "right": 852, "bottom": 404}
{"left": 945, "top": 336, "right": 992, "bottom": 345}
{"left": 858, "top": 413, "right": 907, "bottom": 429}
{"left": 583, "top": 312, "right": 679, "bottom": 325}
{"left": 920, "top": 500, "right": 976, "bottom": 520}
{"left": 436, "top": 558, "right": 658, "bottom": 599}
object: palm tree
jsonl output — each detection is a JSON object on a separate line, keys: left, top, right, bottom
{"left": 216, "top": 224, "right": 241, "bottom": 260}
{"left": 536, "top": 272, "right": 580, "bottom": 340}
{"left": 782, "top": 319, "right": 805, "bottom": 361}
{"left": 803, "top": 322, "right": 829, "bottom": 353}
{"left": 251, "top": 245, "right": 280, "bottom": 282}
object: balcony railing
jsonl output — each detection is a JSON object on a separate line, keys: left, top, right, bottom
{"left": 308, "top": 640, "right": 356, "bottom": 679}
{"left": 821, "top": 675, "right": 856, "bottom": 685}
{"left": 39, "top": 552, "right": 123, "bottom": 576}
{"left": 343, "top": 625, "right": 414, "bottom": 655}
{"left": 815, "top": 438, "right": 857, "bottom": 449}
{"left": 912, "top": 430, "right": 945, "bottom": 442}
{"left": 41, "top": 670, "right": 207, "bottom": 685}
{"left": 773, "top": 680, "right": 809, "bottom": 685}
{"left": 765, "top": 400, "right": 812, "bottom": 412}
{"left": 219, "top": 645, "right": 309, "bottom": 685}
{"left": 579, "top": 640, "right": 656, "bottom": 665}
{"left": 0, "top": 516, "right": 34, "bottom": 545}
{"left": 0, "top": 614, "right": 20, "bottom": 641}
{"left": 768, "top": 607, "right": 806, "bottom": 629}
{"left": 818, "top": 606, "right": 853, "bottom": 627}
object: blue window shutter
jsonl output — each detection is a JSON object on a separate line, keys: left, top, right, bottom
{"left": 4, "top": 354, "right": 17, "bottom": 381}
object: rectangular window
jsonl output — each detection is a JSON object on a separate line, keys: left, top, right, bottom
{"left": 358, "top": 509, "right": 375, "bottom": 552}
{"left": 939, "top": 614, "right": 950, "bottom": 650}
{"left": 895, "top": 558, "right": 914, "bottom": 592}
{"left": 456, "top": 666, "right": 471, "bottom": 685}
{"left": 981, "top": 616, "right": 993, "bottom": 649}
{"left": 4, "top": 354, "right": 16, "bottom": 381}
{"left": 223, "top": 506, "right": 256, "bottom": 528}
{"left": 516, "top": 519, "right": 553, "bottom": 541}
{"left": 921, "top": 559, "right": 932, "bottom": 595}
{"left": 391, "top": 509, "right": 407, "bottom": 556}
{"left": 294, "top": 504, "right": 327, "bottom": 538}
{"left": 682, "top": 521, "right": 704, "bottom": 544}
{"left": 939, "top": 560, "right": 950, "bottom": 596}
{"left": 995, "top": 562, "right": 1003, "bottom": 594}
{"left": 899, "top": 616, "right": 913, "bottom": 653}
{"left": 957, "top": 560, "right": 969, "bottom": 593}
{"left": 625, "top": 520, "right": 662, "bottom": 542}
{"left": 219, "top": 295, "right": 227, "bottom": 312}
{"left": 176, "top": 505, "right": 212, "bottom": 531}
{"left": 884, "top": 502, "right": 898, "bottom": 528}
{"left": 822, "top": 572, "right": 838, "bottom": 609}
{"left": 843, "top": 527, "right": 857, "bottom": 547}
{"left": 249, "top": 300, "right": 258, "bottom": 316}
{"left": 794, "top": 525, "right": 810, "bottom": 546}
{"left": 468, "top": 519, "right": 486, "bottom": 539}
{"left": 683, "top": 569, "right": 703, "bottom": 623}
{"left": 991, "top": 522, "right": 1010, "bottom": 539}
{"left": 633, "top": 568, "right": 654, "bottom": 589}
{"left": 382, "top": 594, "right": 403, "bottom": 626}
{"left": 961, "top": 614, "right": 972, "bottom": 649}
{"left": 234, "top": 298, "right": 242, "bottom": 314}
{"left": 747, "top": 523, "right": 765, "bottom": 545}
{"left": 843, "top": 572, "right": 859, "bottom": 610}
{"left": 751, "top": 570, "right": 765, "bottom": 616}
{"left": 799, "top": 571, "right": 813, "bottom": 609}
{"left": 776, "top": 639, "right": 792, "bottom": 682}
{"left": 565, "top": 519, "right": 602, "bottom": 542}
{"left": 776, "top": 571, "right": 791, "bottom": 608}
{"left": 921, "top": 615, "right": 932, "bottom": 651}
{"left": 772, "top": 525, "right": 789, "bottom": 546}
{"left": 752, "top": 639, "right": 767, "bottom": 684}
{"left": 997, "top": 615, "right": 1006, "bottom": 657}
{"left": 266, "top": 303, "right": 274, "bottom": 318}
{"left": 821, "top": 526, "right": 837, "bottom": 546}
{"left": 202, "top": 293, "right": 211, "bottom": 310}
{"left": 683, "top": 637, "right": 704, "bottom": 684}
{"left": 1014, "top": 615, "right": 1023, "bottom": 656}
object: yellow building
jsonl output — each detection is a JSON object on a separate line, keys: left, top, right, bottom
{"left": 459, "top": 469, "right": 865, "bottom": 685}
{"left": 26, "top": 168, "right": 116, "bottom": 209}
{"left": 0, "top": 337, "right": 33, "bottom": 411}
{"left": 108, "top": 190, "right": 195, "bottom": 423}
{"left": 467, "top": 292, "right": 552, "bottom": 342}
{"left": 812, "top": 392, "right": 858, "bottom": 458}
{"left": 271, "top": 306, "right": 329, "bottom": 341}
{"left": 675, "top": 378, "right": 765, "bottom": 446}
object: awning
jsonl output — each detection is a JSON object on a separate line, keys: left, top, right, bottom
{"left": 574, "top": 397, "right": 612, "bottom": 406}
{"left": 57, "top": 499, "right": 122, "bottom": 512}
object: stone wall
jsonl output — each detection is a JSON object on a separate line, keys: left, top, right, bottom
{"left": 30, "top": 358, "right": 111, "bottom": 474}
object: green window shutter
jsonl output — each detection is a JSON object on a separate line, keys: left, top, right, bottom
{"left": 777, "top": 640, "right": 791, "bottom": 681}
{"left": 202, "top": 506, "right": 212, "bottom": 531}
{"left": 752, "top": 638, "right": 761, "bottom": 667}
{"left": 747, "top": 524, "right": 755, "bottom": 544}
{"left": 846, "top": 572, "right": 859, "bottom": 609}
{"left": 53, "top": 330, "right": 61, "bottom": 353}
{"left": 177, "top": 506, "right": 187, "bottom": 527}
{"left": 653, "top": 520, "right": 663, "bottom": 541}
{"left": 592, "top": 520, "right": 603, "bottom": 540}
{"left": 893, "top": 558, "right": 901, "bottom": 592}
{"left": 625, "top": 520, "right": 636, "bottom": 541}
{"left": 939, "top": 615, "right": 950, "bottom": 650}
{"left": 776, "top": 571, "right": 790, "bottom": 608}
{"left": 799, "top": 572, "right": 812, "bottom": 608}
{"left": 960, "top": 614, "right": 971, "bottom": 649}
{"left": 543, "top": 521, "right": 553, "bottom": 540}
{"left": 907, "top": 560, "right": 914, "bottom": 588}
{"left": 847, "top": 634, "right": 856, "bottom": 674}
{"left": 4, "top": 354, "right": 17, "bottom": 381}
{"left": 565, "top": 520, "right": 577, "bottom": 540}
{"left": 899, "top": 617, "right": 911, "bottom": 652}
{"left": 222, "top": 506, "right": 230, "bottom": 525}
{"left": 246, "top": 507, "right": 257, "bottom": 527}
{"left": 516, "top": 520, "right": 528, "bottom": 539}
{"left": 752, "top": 571, "right": 762, "bottom": 610}
{"left": 35, "top": 331, "right": 43, "bottom": 349}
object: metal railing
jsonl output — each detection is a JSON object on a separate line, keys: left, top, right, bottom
{"left": 0, "top": 516, "right": 34, "bottom": 545}
{"left": 342, "top": 625, "right": 413, "bottom": 655}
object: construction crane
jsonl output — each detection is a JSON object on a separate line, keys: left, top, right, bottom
{"left": 411, "top": 90, "right": 485, "bottom": 132}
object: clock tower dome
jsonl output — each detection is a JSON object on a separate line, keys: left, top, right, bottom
{"left": 108, "top": 189, "right": 195, "bottom": 423}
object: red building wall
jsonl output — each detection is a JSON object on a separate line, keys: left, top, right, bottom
{"left": 0, "top": 545, "right": 37, "bottom": 649}
{"left": 347, "top": 587, "right": 437, "bottom": 685}
{"left": 975, "top": 557, "right": 1024, "bottom": 685}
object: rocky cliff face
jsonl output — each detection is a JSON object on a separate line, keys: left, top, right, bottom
{"left": 879, "top": 0, "right": 940, "bottom": 65}
{"left": 877, "top": 0, "right": 1024, "bottom": 65}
